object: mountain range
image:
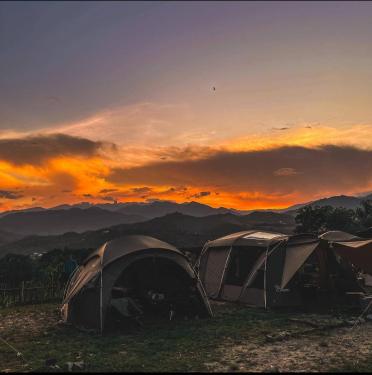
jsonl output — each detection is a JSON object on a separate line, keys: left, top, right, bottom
{"left": 0, "top": 211, "right": 295, "bottom": 257}
{"left": 0, "top": 193, "right": 371, "bottom": 257}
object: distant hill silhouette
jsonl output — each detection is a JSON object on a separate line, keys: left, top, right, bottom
{"left": 1, "top": 194, "right": 371, "bottom": 252}
{"left": 115, "top": 200, "right": 234, "bottom": 218}
{"left": 0, "top": 230, "right": 22, "bottom": 246}
{"left": 0, "top": 211, "right": 295, "bottom": 257}
{"left": 0, "top": 207, "right": 146, "bottom": 236}
{"left": 0, "top": 201, "right": 237, "bottom": 236}
{"left": 283, "top": 194, "right": 372, "bottom": 214}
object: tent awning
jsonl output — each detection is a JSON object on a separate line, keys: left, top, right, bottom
{"left": 332, "top": 239, "right": 372, "bottom": 274}
{"left": 281, "top": 241, "right": 320, "bottom": 289}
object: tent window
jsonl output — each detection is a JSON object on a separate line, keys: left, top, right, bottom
{"left": 225, "top": 247, "right": 264, "bottom": 286}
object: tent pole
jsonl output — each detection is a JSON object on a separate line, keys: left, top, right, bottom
{"left": 195, "top": 241, "right": 209, "bottom": 271}
{"left": 218, "top": 246, "right": 233, "bottom": 299}
{"left": 100, "top": 261, "right": 103, "bottom": 335}
{"left": 264, "top": 244, "right": 269, "bottom": 310}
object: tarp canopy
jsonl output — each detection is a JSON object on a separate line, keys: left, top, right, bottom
{"left": 281, "top": 241, "right": 320, "bottom": 289}
{"left": 320, "top": 231, "right": 372, "bottom": 274}
{"left": 319, "top": 231, "right": 362, "bottom": 242}
{"left": 332, "top": 239, "right": 372, "bottom": 274}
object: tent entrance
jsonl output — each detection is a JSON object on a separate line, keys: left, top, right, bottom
{"left": 221, "top": 246, "right": 265, "bottom": 302}
{"left": 106, "top": 257, "right": 201, "bottom": 330}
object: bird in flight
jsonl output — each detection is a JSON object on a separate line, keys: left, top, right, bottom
{"left": 212, "top": 86, "right": 216, "bottom": 91}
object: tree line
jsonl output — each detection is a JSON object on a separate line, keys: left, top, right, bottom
{"left": 0, "top": 247, "right": 93, "bottom": 288}
{"left": 294, "top": 200, "right": 372, "bottom": 235}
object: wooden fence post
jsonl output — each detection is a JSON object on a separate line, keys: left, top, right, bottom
{"left": 21, "top": 282, "right": 25, "bottom": 304}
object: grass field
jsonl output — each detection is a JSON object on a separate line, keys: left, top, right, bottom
{"left": 1, "top": 302, "right": 372, "bottom": 372}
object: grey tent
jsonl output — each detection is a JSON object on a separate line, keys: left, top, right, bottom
{"left": 197, "top": 230, "right": 363, "bottom": 308}
{"left": 61, "top": 235, "right": 212, "bottom": 332}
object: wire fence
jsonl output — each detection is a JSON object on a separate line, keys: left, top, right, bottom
{"left": 0, "top": 281, "right": 65, "bottom": 308}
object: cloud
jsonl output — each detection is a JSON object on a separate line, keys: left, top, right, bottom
{"left": 145, "top": 198, "right": 175, "bottom": 203}
{"left": 107, "top": 145, "right": 372, "bottom": 200}
{"left": 0, "top": 133, "right": 108, "bottom": 165}
{"left": 101, "top": 196, "right": 118, "bottom": 203}
{"left": 99, "top": 188, "right": 118, "bottom": 194}
{"left": 223, "top": 124, "right": 372, "bottom": 153}
{"left": 273, "top": 168, "right": 300, "bottom": 176}
{"left": 272, "top": 127, "right": 290, "bottom": 131}
{"left": 0, "top": 190, "right": 24, "bottom": 199}
{"left": 52, "top": 102, "right": 198, "bottom": 147}
{"left": 188, "top": 191, "right": 211, "bottom": 199}
{"left": 130, "top": 187, "right": 153, "bottom": 194}
{"left": 3, "top": 120, "right": 372, "bottom": 211}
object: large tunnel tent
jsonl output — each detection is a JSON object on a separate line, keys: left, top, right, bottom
{"left": 197, "top": 230, "right": 365, "bottom": 308}
{"left": 197, "top": 230, "right": 327, "bottom": 308}
{"left": 61, "top": 235, "right": 212, "bottom": 332}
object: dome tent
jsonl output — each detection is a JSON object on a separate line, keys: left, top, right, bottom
{"left": 196, "top": 230, "right": 363, "bottom": 308}
{"left": 61, "top": 235, "right": 212, "bottom": 332}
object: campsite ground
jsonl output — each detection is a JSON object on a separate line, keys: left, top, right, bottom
{"left": 1, "top": 302, "right": 372, "bottom": 373}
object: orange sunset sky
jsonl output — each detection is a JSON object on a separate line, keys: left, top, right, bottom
{"left": 1, "top": 2, "right": 372, "bottom": 212}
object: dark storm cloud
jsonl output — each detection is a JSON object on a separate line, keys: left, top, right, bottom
{"left": 0, "top": 133, "right": 105, "bottom": 165}
{"left": 0, "top": 190, "right": 24, "bottom": 199}
{"left": 107, "top": 145, "right": 372, "bottom": 196}
{"left": 188, "top": 191, "right": 211, "bottom": 199}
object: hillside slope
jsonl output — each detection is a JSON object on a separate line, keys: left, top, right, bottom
{"left": 0, "top": 211, "right": 295, "bottom": 257}
{"left": 0, "top": 207, "right": 145, "bottom": 236}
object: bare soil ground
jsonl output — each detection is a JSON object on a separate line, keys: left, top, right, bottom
{"left": 1, "top": 302, "right": 372, "bottom": 372}
{"left": 205, "top": 322, "right": 372, "bottom": 372}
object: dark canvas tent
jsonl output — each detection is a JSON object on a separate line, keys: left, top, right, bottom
{"left": 320, "top": 231, "right": 372, "bottom": 275}
{"left": 197, "top": 230, "right": 363, "bottom": 308}
{"left": 61, "top": 235, "right": 212, "bottom": 332}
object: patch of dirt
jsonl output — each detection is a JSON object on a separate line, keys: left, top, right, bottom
{"left": 0, "top": 308, "right": 59, "bottom": 341}
{"left": 0, "top": 306, "right": 60, "bottom": 372}
{"left": 205, "top": 323, "right": 372, "bottom": 372}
